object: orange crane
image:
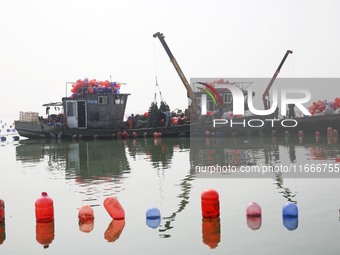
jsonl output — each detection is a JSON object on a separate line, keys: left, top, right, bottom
{"left": 262, "top": 50, "right": 293, "bottom": 110}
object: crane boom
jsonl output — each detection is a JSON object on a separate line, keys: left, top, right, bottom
{"left": 262, "top": 50, "right": 293, "bottom": 110}
{"left": 153, "top": 32, "right": 199, "bottom": 118}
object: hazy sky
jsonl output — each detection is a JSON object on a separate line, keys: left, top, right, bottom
{"left": 1, "top": 0, "right": 339, "bottom": 121}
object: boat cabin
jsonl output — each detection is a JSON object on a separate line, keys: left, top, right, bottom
{"left": 62, "top": 93, "right": 129, "bottom": 130}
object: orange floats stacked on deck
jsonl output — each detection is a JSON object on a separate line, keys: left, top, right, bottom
{"left": 201, "top": 189, "right": 220, "bottom": 218}
{"left": 103, "top": 196, "right": 125, "bottom": 220}
{"left": 35, "top": 192, "right": 54, "bottom": 223}
{"left": 70, "top": 78, "right": 122, "bottom": 98}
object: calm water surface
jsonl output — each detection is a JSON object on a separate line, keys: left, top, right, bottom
{"left": 0, "top": 135, "right": 340, "bottom": 254}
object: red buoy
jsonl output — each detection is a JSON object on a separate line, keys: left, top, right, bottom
{"left": 201, "top": 189, "right": 220, "bottom": 218}
{"left": 78, "top": 205, "right": 94, "bottom": 223}
{"left": 35, "top": 192, "right": 54, "bottom": 223}
{"left": 103, "top": 196, "right": 125, "bottom": 220}
{"left": 0, "top": 199, "right": 4, "bottom": 223}
{"left": 0, "top": 219, "right": 5, "bottom": 245}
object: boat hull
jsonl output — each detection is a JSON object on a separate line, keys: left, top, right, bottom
{"left": 15, "top": 114, "right": 340, "bottom": 139}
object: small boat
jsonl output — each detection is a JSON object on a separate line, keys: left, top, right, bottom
{"left": 0, "top": 122, "right": 20, "bottom": 142}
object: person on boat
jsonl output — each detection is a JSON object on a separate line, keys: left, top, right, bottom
{"left": 288, "top": 104, "right": 296, "bottom": 118}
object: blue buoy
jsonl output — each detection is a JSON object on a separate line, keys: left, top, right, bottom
{"left": 282, "top": 202, "right": 298, "bottom": 230}
{"left": 282, "top": 202, "right": 298, "bottom": 218}
{"left": 146, "top": 207, "right": 161, "bottom": 220}
{"left": 146, "top": 207, "right": 161, "bottom": 229}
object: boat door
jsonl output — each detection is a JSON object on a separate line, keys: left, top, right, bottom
{"left": 66, "top": 100, "right": 87, "bottom": 128}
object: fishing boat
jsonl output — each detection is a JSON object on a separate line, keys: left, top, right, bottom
{"left": 14, "top": 87, "right": 191, "bottom": 140}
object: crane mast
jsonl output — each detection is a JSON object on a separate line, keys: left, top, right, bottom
{"left": 153, "top": 32, "right": 199, "bottom": 118}
{"left": 262, "top": 50, "right": 293, "bottom": 110}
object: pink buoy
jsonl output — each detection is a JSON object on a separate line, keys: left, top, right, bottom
{"left": 103, "top": 196, "right": 125, "bottom": 220}
{"left": 246, "top": 202, "right": 261, "bottom": 217}
{"left": 315, "top": 131, "right": 320, "bottom": 143}
{"left": 333, "top": 129, "right": 338, "bottom": 143}
{"left": 298, "top": 130, "right": 304, "bottom": 143}
{"left": 153, "top": 132, "right": 162, "bottom": 138}
{"left": 121, "top": 131, "right": 129, "bottom": 139}
{"left": 327, "top": 127, "right": 333, "bottom": 137}
{"left": 246, "top": 202, "right": 262, "bottom": 230}
{"left": 131, "top": 132, "right": 137, "bottom": 138}
{"left": 201, "top": 189, "right": 220, "bottom": 218}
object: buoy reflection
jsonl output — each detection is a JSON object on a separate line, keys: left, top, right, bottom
{"left": 202, "top": 217, "right": 221, "bottom": 249}
{"left": 104, "top": 219, "right": 125, "bottom": 242}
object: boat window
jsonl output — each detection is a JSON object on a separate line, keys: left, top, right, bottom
{"left": 98, "top": 96, "right": 108, "bottom": 105}
{"left": 66, "top": 101, "right": 76, "bottom": 116}
{"left": 114, "top": 95, "right": 124, "bottom": 105}
{"left": 223, "top": 93, "right": 233, "bottom": 104}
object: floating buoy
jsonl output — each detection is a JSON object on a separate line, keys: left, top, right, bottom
{"left": 333, "top": 129, "right": 338, "bottom": 143}
{"left": 246, "top": 202, "right": 262, "bottom": 230}
{"left": 246, "top": 202, "right": 261, "bottom": 217}
{"left": 201, "top": 189, "right": 220, "bottom": 218}
{"left": 202, "top": 217, "right": 220, "bottom": 249}
{"left": 282, "top": 202, "right": 298, "bottom": 231}
{"left": 131, "top": 132, "right": 137, "bottom": 138}
{"left": 315, "top": 130, "right": 321, "bottom": 143}
{"left": 327, "top": 127, "right": 334, "bottom": 144}
{"left": 78, "top": 205, "right": 94, "bottom": 223}
{"left": 146, "top": 207, "right": 161, "bottom": 229}
{"left": 271, "top": 130, "right": 276, "bottom": 137}
{"left": 282, "top": 202, "right": 298, "bottom": 218}
{"left": 35, "top": 192, "right": 54, "bottom": 223}
{"left": 0, "top": 219, "right": 5, "bottom": 245}
{"left": 36, "top": 221, "right": 55, "bottom": 249}
{"left": 121, "top": 131, "right": 129, "bottom": 139}
{"left": 298, "top": 130, "right": 304, "bottom": 143}
{"left": 153, "top": 132, "right": 162, "bottom": 138}
{"left": 103, "top": 196, "right": 125, "bottom": 220}
{"left": 104, "top": 219, "right": 125, "bottom": 242}
{"left": 143, "top": 132, "right": 148, "bottom": 138}
{"left": 0, "top": 199, "right": 4, "bottom": 223}
{"left": 0, "top": 199, "right": 5, "bottom": 245}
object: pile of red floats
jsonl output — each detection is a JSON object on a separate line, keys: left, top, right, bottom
{"left": 70, "top": 78, "right": 122, "bottom": 98}
{"left": 308, "top": 98, "right": 340, "bottom": 116}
